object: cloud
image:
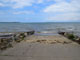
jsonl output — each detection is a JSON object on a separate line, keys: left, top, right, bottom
{"left": 46, "top": 13, "right": 80, "bottom": 21}
{"left": 43, "top": 0, "right": 80, "bottom": 13}
{"left": 0, "top": 0, "right": 80, "bottom": 22}
{"left": 37, "top": 0, "right": 43, "bottom": 3}
{"left": 0, "top": 3, "right": 5, "bottom": 6}
{"left": 13, "top": 11, "right": 34, "bottom": 14}
{"left": 11, "top": 0, "right": 35, "bottom": 9}
{"left": 0, "top": 0, "right": 48, "bottom": 9}
{"left": 0, "top": 0, "right": 35, "bottom": 8}
{"left": 54, "top": 0, "right": 66, "bottom": 2}
{"left": 43, "top": 0, "right": 80, "bottom": 21}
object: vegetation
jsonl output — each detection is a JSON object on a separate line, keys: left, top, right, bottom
{"left": 67, "top": 34, "right": 75, "bottom": 41}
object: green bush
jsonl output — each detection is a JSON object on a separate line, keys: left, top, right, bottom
{"left": 68, "top": 34, "right": 75, "bottom": 40}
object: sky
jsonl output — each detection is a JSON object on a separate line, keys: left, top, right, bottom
{"left": 0, "top": 0, "right": 80, "bottom": 22}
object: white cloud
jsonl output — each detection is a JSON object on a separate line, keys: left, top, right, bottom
{"left": 1, "top": 0, "right": 36, "bottom": 8}
{"left": 11, "top": 0, "right": 35, "bottom": 9}
{"left": 13, "top": 11, "right": 34, "bottom": 14}
{"left": 37, "top": 0, "right": 43, "bottom": 3}
{"left": 43, "top": 0, "right": 80, "bottom": 21}
{"left": 0, "top": 0, "right": 80, "bottom": 22}
{"left": 0, "top": 0, "right": 48, "bottom": 9}
{"left": 47, "top": 13, "right": 80, "bottom": 21}
{"left": 43, "top": 0, "right": 80, "bottom": 13}
{"left": 54, "top": 0, "right": 66, "bottom": 2}
{"left": 0, "top": 3, "right": 5, "bottom": 6}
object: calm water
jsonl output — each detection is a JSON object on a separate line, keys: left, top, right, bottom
{"left": 0, "top": 22, "right": 80, "bottom": 35}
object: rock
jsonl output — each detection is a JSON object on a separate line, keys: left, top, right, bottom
{"left": 0, "top": 31, "right": 35, "bottom": 50}
{"left": 58, "top": 32, "right": 65, "bottom": 35}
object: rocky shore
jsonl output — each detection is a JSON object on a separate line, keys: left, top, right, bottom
{"left": 0, "top": 31, "right": 35, "bottom": 50}
{"left": 0, "top": 30, "right": 79, "bottom": 51}
{"left": 58, "top": 31, "right": 80, "bottom": 44}
{"left": 0, "top": 31, "right": 80, "bottom": 60}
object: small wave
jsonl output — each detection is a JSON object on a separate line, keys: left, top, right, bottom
{"left": 37, "top": 31, "right": 56, "bottom": 34}
{"left": 43, "top": 28, "right": 54, "bottom": 31}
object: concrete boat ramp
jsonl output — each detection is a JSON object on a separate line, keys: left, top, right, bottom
{"left": 0, "top": 35, "right": 80, "bottom": 60}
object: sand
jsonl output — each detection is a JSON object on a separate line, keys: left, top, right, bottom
{"left": 25, "top": 35, "right": 78, "bottom": 45}
{"left": 0, "top": 35, "right": 80, "bottom": 60}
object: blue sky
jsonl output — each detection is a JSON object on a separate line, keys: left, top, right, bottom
{"left": 0, "top": 0, "right": 80, "bottom": 22}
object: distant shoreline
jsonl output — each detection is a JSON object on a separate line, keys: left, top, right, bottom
{"left": 1, "top": 21, "right": 79, "bottom": 24}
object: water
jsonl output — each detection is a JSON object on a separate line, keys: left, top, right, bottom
{"left": 0, "top": 22, "right": 80, "bottom": 35}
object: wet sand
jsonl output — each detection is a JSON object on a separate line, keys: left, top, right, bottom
{"left": 0, "top": 35, "right": 80, "bottom": 60}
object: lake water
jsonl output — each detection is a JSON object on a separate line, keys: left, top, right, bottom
{"left": 0, "top": 22, "right": 80, "bottom": 35}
